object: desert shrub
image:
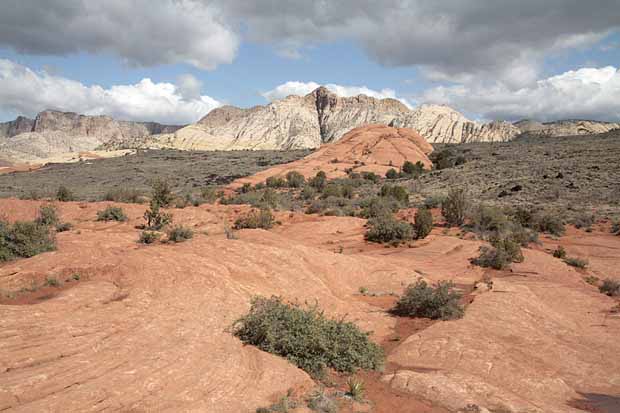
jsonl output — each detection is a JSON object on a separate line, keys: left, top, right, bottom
{"left": 346, "top": 378, "right": 365, "bottom": 401}
{"left": 240, "top": 183, "right": 253, "bottom": 194}
{"left": 35, "top": 205, "right": 59, "bottom": 227}
{"left": 511, "top": 205, "right": 536, "bottom": 228}
{"left": 552, "top": 245, "right": 567, "bottom": 259}
{"left": 103, "top": 187, "right": 144, "bottom": 203}
{"left": 423, "top": 194, "right": 446, "bottom": 209}
{"left": 307, "top": 389, "right": 338, "bottom": 413}
{"left": 361, "top": 171, "right": 380, "bottom": 183}
{"left": 392, "top": 279, "right": 464, "bottom": 320}
{"left": 380, "top": 185, "right": 409, "bottom": 206}
{"left": 221, "top": 188, "right": 289, "bottom": 210}
{"left": 341, "top": 184, "right": 354, "bottom": 199}
{"left": 429, "top": 147, "right": 465, "bottom": 170}
{"left": 56, "top": 185, "right": 74, "bottom": 202}
{"left": 139, "top": 231, "right": 161, "bottom": 244}
{"left": 0, "top": 220, "right": 56, "bottom": 262}
{"left": 385, "top": 168, "right": 399, "bottom": 180}
{"left": 200, "top": 186, "right": 219, "bottom": 204}
{"left": 55, "top": 222, "right": 73, "bottom": 232}
{"left": 19, "top": 190, "right": 43, "bottom": 200}
{"left": 285, "top": 171, "right": 305, "bottom": 188}
{"left": 402, "top": 160, "right": 425, "bottom": 176}
{"left": 300, "top": 185, "right": 317, "bottom": 200}
{"left": 266, "top": 176, "right": 286, "bottom": 188}
{"left": 468, "top": 204, "right": 507, "bottom": 235}
{"left": 309, "top": 171, "right": 327, "bottom": 191}
{"left": 572, "top": 212, "right": 595, "bottom": 230}
{"left": 533, "top": 212, "right": 565, "bottom": 236}
{"left": 151, "top": 179, "right": 174, "bottom": 208}
{"left": 166, "top": 225, "right": 194, "bottom": 242}
{"left": 233, "top": 296, "right": 384, "bottom": 377}
{"left": 96, "top": 206, "right": 128, "bottom": 222}
{"left": 359, "top": 196, "right": 399, "bottom": 218}
{"left": 441, "top": 188, "right": 468, "bottom": 226}
{"left": 365, "top": 215, "right": 413, "bottom": 244}
{"left": 321, "top": 183, "right": 343, "bottom": 199}
{"left": 564, "top": 257, "right": 588, "bottom": 269}
{"left": 599, "top": 279, "right": 620, "bottom": 296}
{"left": 504, "top": 222, "right": 538, "bottom": 246}
{"left": 234, "top": 209, "right": 275, "bottom": 230}
{"left": 611, "top": 220, "right": 620, "bottom": 235}
{"left": 143, "top": 200, "right": 172, "bottom": 230}
{"left": 413, "top": 207, "right": 433, "bottom": 239}
{"left": 473, "top": 235, "right": 524, "bottom": 270}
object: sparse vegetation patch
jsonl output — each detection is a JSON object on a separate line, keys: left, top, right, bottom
{"left": 233, "top": 296, "right": 384, "bottom": 377}
{"left": 392, "top": 279, "right": 464, "bottom": 320}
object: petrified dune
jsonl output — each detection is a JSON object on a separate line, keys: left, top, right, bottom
{"left": 232, "top": 124, "right": 433, "bottom": 188}
{"left": 0, "top": 200, "right": 619, "bottom": 412}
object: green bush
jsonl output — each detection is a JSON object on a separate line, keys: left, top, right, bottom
{"left": 166, "top": 225, "right": 194, "bottom": 242}
{"left": 309, "top": 171, "right": 327, "bottom": 191}
{"left": 35, "top": 205, "right": 59, "bottom": 227}
{"left": 385, "top": 168, "right": 399, "bottom": 180}
{"left": 151, "top": 179, "right": 174, "bottom": 208}
{"left": 441, "top": 188, "right": 468, "bottom": 227}
{"left": 139, "top": 231, "right": 161, "bottom": 244}
{"left": 233, "top": 296, "right": 384, "bottom": 377}
{"left": 266, "top": 176, "right": 286, "bottom": 188}
{"left": 564, "top": 257, "right": 588, "bottom": 269}
{"left": 423, "top": 194, "right": 446, "bottom": 209}
{"left": 300, "top": 185, "right": 317, "bottom": 200}
{"left": 200, "top": 186, "right": 219, "bottom": 204}
{"left": 572, "top": 212, "right": 595, "bottom": 230}
{"left": 473, "top": 235, "right": 524, "bottom": 270}
{"left": 234, "top": 209, "right": 275, "bottom": 230}
{"left": 402, "top": 160, "right": 425, "bottom": 176}
{"left": 361, "top": 171, "right": 380, "bottom": 183}
{"left": 429, "top": 147, "right": 466, "bottom": 170}
{"left": 365, "top": 215, "right": 413, "bottom": 244}
{"left": 469, "top": 204, "right": 507, "bottom": 235}
{"left": 359, "top": 197, "right": 399, "bottom": 219}
{"left": 96, "top": 206, "right": 128, "bottom": 222}
{"left": 285, "top": 171, "right": 305, "bottom": 188}
{"left": 56, "top": 185, "right": 74, "bottom": 202}
{"left": 552, "top": 245, "right": 567, "bottom": 259}
{"left": 143, "top": 200, "right": 172, "bottom": 230}
{"left": 0, "top": 220, "right": 56, "bottom": 262}
{"left": 321, "top": 183, "right": 343, "bottom": 199}
{"left": 599, "top": 279, "right": 620, "bottom": 296}
{"left": 413, "top": 207, "right": 433, "bottom": 239}
{"left": 380, "top": 185, "right": 409, "bottom": 206}
{"left": 533, "top": 212, "right": 565, "bottom": 236}
{"left": 103, "top": 188, "right": 144, "bottom": 203}
{"left": 392, "top": 279, "right": 464, "bottom": 320}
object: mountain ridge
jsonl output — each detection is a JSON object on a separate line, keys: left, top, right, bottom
{"left": 1, "top": 87, "right": 619, "bottom": 164}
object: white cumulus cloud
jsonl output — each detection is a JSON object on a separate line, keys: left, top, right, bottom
{"left": 0, "top": 59, "right": 221, "bottom": 124}
{"left": 420, "top": 66, "right": 620, "bottom": 122}
{"left": 262, "top": 81, "right": 412, "bottom": 108}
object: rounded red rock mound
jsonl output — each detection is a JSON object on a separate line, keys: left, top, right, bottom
{"left": 232, "top": 124, "right": 433, "bottom": 188}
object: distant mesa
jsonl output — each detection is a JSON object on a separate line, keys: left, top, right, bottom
{"left": 231, "top": 124, "right": 433, "bottom": 188}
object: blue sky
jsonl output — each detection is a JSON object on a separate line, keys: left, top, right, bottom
{"left": 1, "top": 1, "right": 619, "bottom": 124}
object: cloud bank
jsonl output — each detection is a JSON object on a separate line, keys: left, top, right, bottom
{"left": 0, "top": 59, "right": 221, "bottom": 124}
{"left": 0, "top": 0, "right": 238, "bottom": 70}
{"left": 420, "top": 66, "right": 620, "bottom": 122}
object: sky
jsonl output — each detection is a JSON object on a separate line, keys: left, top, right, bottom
{"left": 1, "top": 0, "right": 619, "bottom": 125}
